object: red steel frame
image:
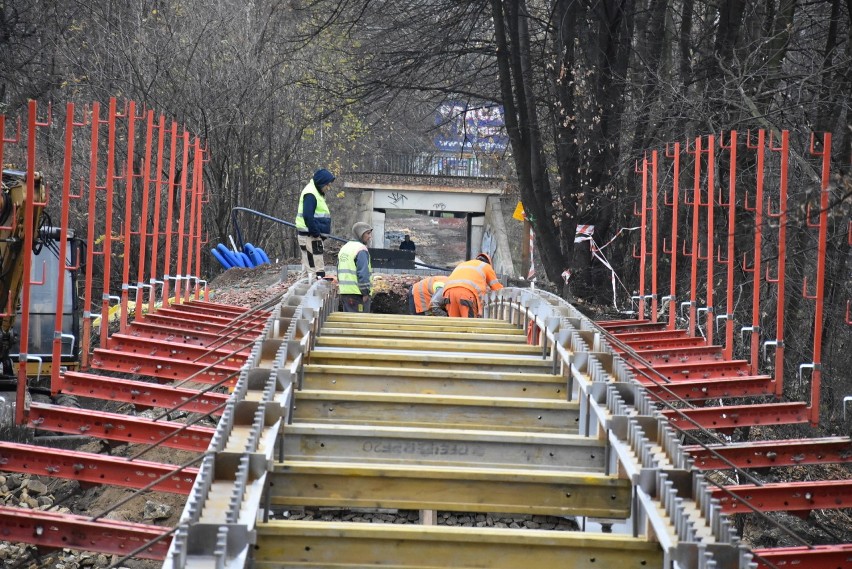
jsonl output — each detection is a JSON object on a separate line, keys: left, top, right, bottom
{"left": 718, "top": 131, "right": 736, "bottom": 359}
{"left": 703, "top": 135, "right": 715, "bottom": 345}
{"left": 0, "top": 100, "right": 220, "bottom": 561}
{"left": 801, "top": 132, "right": 831, "bottom": 426}
{"left": 743, "top": 130, "right": 766, "bottom": 374}
{"left": 766, "top": 130, "right": 789, "bottom": 396}
{"left": 650, "top": 150, "right": 659, "bottom": 321}
{"left": 15, "top": 100, "right": 51, "bottom": 424}
{"left": 633, "top": 155, "right": 649, "bottom": 320}
{"left": 51, "top": 102, "right": 85, "bottom": 395}
{"left": 663, "top": 142, "right": 680, "bottom": 330}
{"left": 684, "top": 136, "right": 701, "bottom": 337}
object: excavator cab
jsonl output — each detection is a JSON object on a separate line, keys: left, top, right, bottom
{"left": 9, "top": 230, "right": 83, "bottom": 379}
{"left": 0, "top": 169, "right": 82, "bottom": 390}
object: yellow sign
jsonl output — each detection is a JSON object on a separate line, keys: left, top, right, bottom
{"left": 512, "top": 201, "right": 526, "bottom": 222}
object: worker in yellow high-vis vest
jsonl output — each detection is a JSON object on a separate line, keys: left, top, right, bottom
{"left": 295, "top": 168, "right": 335, "bottom": 280}
{"left": 337, "top": 222, "right": 373, "bottom": 313}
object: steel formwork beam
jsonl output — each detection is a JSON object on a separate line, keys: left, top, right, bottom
{"left": 27, "top": 403, "right": 214, "bottom": 451}
{"left": 153, "top": 305, "right": 267, "bottom": 326}
{"left": 269, "top": 461, "right": 631, "bottom": 518}
{"left": 614, "top": 336, "right": 707, "bottom": 350}
{"left": 684, "top": 437, "right": 852, "bottom": 469}
{"left": 90, "top": 349, "right": 242, "bottom": 384}
{"left": 753, "top": 544, "right": 852, "bottom": 569}
{"left": 0, "top": 441, "right": 197, "bottom": 493}
{"left": 630, "top": 359, "right": 752, "bottom": 380}
{"left": 0, "top": 505, "right": 170, "bottom": 560}
{"left": 616, "top": 345, "right": 725, "bottom": 363}
{"left": 598, "top": 321, "right": 668, "bottom": 332}
{"left": 141, "top": 312, "right": 265, "bottom": 334}
{"left": 713, "top": 479, "right": 852, "bottom": 513}
{"left": 613, "top": 330, "right": 693, "bottom": 342}
{"left": 254, "top": 521, "right": 663, "bottom": 568}
{"left": 107, "top": 334, "right": 248, "bottom": 365}
{"left": 641, "top": 376, "right": 774, "bottom": 401}
{"left": 165, "top": 299, "right": 260, "bottom": 317}
{"left": 61, "top": 371, "right": 229, "bottom": 414}
{"left": 124, "top": 321, "right": 257, "bottom": 352}
{"left": 662, "top": 402, "right": 809, "bottom": 430}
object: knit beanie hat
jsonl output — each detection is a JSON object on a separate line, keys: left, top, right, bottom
{"left": 313, "top": 169, "right": 335, "bottom": 189}
{"left": 352, "top": 222, "right": 373, "bottom": 240}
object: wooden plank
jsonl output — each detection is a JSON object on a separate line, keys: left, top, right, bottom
{"left": 293, "top": 391, "right": 579, "bottom": 433}
{"left": 303, "top": 364, "right": 567, "bottom": 399}
{"left": 254, "top": 522, "right": 663, "bottom": 568}
{"left": 269, "top": 461, "right": 632, "bottom": 518}
{"left": 281, "top": 423, "right": 606, "bottom": 471}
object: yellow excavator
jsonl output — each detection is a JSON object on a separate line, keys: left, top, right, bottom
{"left": 0, "top": 169, "right": 81, "bottom": 393}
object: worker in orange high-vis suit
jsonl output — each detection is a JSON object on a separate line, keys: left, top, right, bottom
{"left": 408, "top": 276, "right": 447, "bottom": 315}
{"left": 441, "top": 253, "right": 503, "bottom": 318}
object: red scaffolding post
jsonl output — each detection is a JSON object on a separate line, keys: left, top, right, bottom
{"left": 98, "top": 98, "right": 120, "bottom": 350}
{"left": 119, "top": 101, "right": 139, "bottom": 333}
{"left": 161, "top": 122, "right": 179, "bottom": 307}
{"left": 766, "top": 130, "right": 789, "bottom": 397}
{"left": 173, "top": 132, "right": 190, "bottom": 305}
{"left": 81, "top": 102, "right": 102, "bottom": 369}
{"left": 147, "top": 114, "right": 167, "bottom": 316}
{"left": 15, "top": 100, "right": 51, "bottom": 425}
{"left": 718, "top": 131, "right": 737, "bottom": 359}
{"left": 632, "top": 155, "right": 649, "bottom": 320}
{"left": 683, "top": 137, "right": 702, "bottom": 337}
{"left": 801, "top": 132, "right": 831, "bottom": 426}
{"left": 650, "top": 150, "right": 659, "bottom": 322}
{"left": 704, "top": 135, "right": 716, "bottom": 344}
{"left": 663, "top": 142, "right": 680, "bottom": 330}
{"left": 743, "top": 129, "right": 766, "bottom": 375}
{"left": 51, "top": 102, "right": 87, "bottom": 395}
{"left": 134, "top": 110, "right": 156, "bottom": 320}
{"left": 194, "top": 144, "right": 209, "bottom": 300}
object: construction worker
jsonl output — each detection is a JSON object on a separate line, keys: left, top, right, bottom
{"left": 338, "top": 222, "right": 373, "bottom": 313}
{"left": 441, "top": 253, "right": 503, "bottom": 318}
{"left": 399, "top": 234, "right": 416, "bottom": 252}
{"left": 295, "top": 168, "right": 335, "bottom": 280}
{"left": 408, "top": 276, "right": 446, "bottom": 315}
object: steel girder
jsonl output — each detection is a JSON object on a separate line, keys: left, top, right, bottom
{"left": 0, "top": 506, "right": 170, "bottom": 560}
{"left": 0, "top": 441, "right": 197, "bottom": 493}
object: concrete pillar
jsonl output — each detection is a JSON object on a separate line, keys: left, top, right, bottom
{"left": 470, "top": 215, "right": 485, "bottom": 258}
{"left": 371, "top": 210, "right": 386, "bottom": 248}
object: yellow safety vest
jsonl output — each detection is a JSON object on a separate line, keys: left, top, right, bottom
{"left": 337, "top": 241, "right": 371, "bottom": 295}
{"left": 295, "top": 180, "right": 331, "bottom": 233}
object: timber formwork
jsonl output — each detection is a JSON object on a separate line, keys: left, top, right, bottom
{"left": 2, "top": 282, "right": 851, "bottom": 568}
{"left": 160, "top": 283, "right": 852, "bottom": 569}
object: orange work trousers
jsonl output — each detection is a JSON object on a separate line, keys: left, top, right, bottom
{"left": 444, "top": 287, "right": 480, "bottom": 318}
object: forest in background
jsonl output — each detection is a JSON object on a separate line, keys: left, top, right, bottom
{"left": 1, "top": 0, "right": 850, "bottom": 431}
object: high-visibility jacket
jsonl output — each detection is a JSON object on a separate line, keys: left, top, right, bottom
{"left": 443, "top": 260, "right": 503, "bottom": 300}
{"left": 337, "top": 240, "right": 372, "bottom": 295}
{"left": 411, "top": 276, "right": 446, "bottom": 313}
{"left": 295, "top": 180, "right": 331, "bottom": 235}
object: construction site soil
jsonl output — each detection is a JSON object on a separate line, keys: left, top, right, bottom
{"left": 2, "top": 242, "right": 850, "bottom": 568}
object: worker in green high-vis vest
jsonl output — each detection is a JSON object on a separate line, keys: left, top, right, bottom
{"left": 295, "top": 168, "right": 335, "bottom": 280}
{"left": 338, "top": 222, "right": 373, "bottom": 313}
